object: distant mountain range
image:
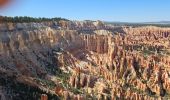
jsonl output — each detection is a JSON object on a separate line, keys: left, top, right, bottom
{"left": 106, "top": 21, "right": 170, "bottom": 24}
{"left": 105, "top": 21, "right": 170, "bottom": 27}
{"left": 144, "top": 21, "right": 170, "bottom": 24}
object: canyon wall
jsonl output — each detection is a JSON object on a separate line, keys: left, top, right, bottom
{"left": 0, "top": 21, "right": 170, "bottom": 100}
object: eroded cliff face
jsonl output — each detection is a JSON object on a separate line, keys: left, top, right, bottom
{"left": 0, "top": 21, "right": 170, "bottom": 100}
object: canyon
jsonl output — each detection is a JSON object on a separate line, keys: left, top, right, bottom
{"left": 0, "top": 20, "right": 170, "bottom": 100}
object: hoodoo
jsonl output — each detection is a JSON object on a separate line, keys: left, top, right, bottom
{"left": 1, "top": 19, "right": 170, "bottom": 99}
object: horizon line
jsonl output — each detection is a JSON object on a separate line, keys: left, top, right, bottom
{"left": 1, "top": 15, "right": 170, "bottom": 23}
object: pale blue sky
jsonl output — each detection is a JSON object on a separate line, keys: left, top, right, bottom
{"left": 0, "top": 0, "right": 170, "bottom": 22}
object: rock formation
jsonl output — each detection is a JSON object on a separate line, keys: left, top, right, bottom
{"left": 0, "top": 20, "right": 170, "bottom": 99}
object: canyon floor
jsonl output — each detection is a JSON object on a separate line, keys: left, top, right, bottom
{"left": 1, "top": 20, "right": 170, "bottom": 100}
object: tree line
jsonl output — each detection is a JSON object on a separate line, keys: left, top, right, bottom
{"left": 0, "top": 16, "right": 69, "bottom": 23}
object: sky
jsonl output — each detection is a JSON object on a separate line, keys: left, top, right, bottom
{"left": 0, "top": 0, "right": 170, "bottom": 22}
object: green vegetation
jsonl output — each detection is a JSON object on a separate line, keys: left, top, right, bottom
{"left": 0, "top": 73, "right": 59, "bottom": 100}
{"left": 35, "top": 78, "right": 56, "bottom": 89}
{"left": 164, "top": 93, "right": 170, "bottom": 99}
{"left": 124, "top": 44, "right": 169, "bottom": 58}
{"left": 0, "top": 16, "right": 69, "bottom": 23}
{"left": 56, "top": 70, "right": 70, "bottom": 83}
{"left": 55, "top": 69, "right": 84, "bottom": 94}
{"left": 142, "top": 49, "right": 154, "bottom": 56}
{"left": 123, "top": 83, "right": 159, "bottom": 99}
{"left": 70, "top": 87, "right": 83, "bottom": 94}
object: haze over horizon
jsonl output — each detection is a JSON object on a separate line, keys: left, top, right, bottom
{"left": 0, "top": 0, "right": 170, "bottom": 22}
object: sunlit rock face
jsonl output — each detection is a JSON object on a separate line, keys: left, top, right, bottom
{"left": 1, "top": 20, "right": 170, "bottom": 100}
